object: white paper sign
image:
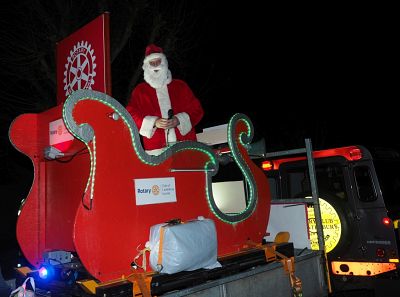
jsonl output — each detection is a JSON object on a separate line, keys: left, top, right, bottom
{"left": 212, "top": 181, "right": 246, "bottom": 213}
{"left": 49, "top": 119, "right": 74, "bottom": 145}
{"left": 265, "top": 203, "right": 311, "bottom": 249}
{"left": 135, "top": 177, "right": 177, "bottom": 205}
{"left": 196, "top": 124, "right": 228, "bottom": 145}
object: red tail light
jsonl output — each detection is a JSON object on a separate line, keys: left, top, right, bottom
{"left": 349, "top": 148, "right": 362, "bottom": 160}
{"left": 382, "top": 217, "right": 391, "bottom": 226}
{"left": 262, "top": 161, "right": 273, "bottom": 171}
{"left": 376, "top": 248, "right": 385, "bottom": 258}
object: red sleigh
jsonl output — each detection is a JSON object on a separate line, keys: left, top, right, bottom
{"left": 9, "top": 90, "right": 271, "bottom": 282}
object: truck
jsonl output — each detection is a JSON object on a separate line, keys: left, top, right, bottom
{"left": 259, "top": 144, "right": 400, "bottom": 295}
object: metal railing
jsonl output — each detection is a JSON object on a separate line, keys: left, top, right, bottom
{"left": 267, "top": 138, "right": 325, "bottom": 252}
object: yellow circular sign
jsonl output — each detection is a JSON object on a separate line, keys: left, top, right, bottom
{"left": 307, "top": 198, "right": 342, "bottom": 253}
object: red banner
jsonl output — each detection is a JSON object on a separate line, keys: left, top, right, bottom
{"left": 56, "top": 13, "right": 111, "bottom": 105}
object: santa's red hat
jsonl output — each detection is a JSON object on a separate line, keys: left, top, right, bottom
{"left": 145, "top": 44, "right": 163, "bottom": 56}
{"left": 143, "top": 44, "right": 166, "bottom": 64}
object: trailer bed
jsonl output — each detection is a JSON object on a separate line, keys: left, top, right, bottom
{"left": 161, "top": 249, "right": 328, "bottom": 297}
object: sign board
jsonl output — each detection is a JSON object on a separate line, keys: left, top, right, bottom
{"left": 49, "top": 118, "right": 74, "bottom": 151}
{"left": 265, "top": 203, "right": 311, "bottom": 249}
{"left": 134, "top": 177, "right": 177, "bottom": 205}
{"left": 196, "top": 124, "right": 228, "bottom": 145}
{"left": 212, "top": 180, "right": 246, "bottom": 213}
{"left": 56, "top": 13, "right": 111, "bottom": 105}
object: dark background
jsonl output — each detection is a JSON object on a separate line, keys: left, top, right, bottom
{"left": 0, "top": 0, "right": 398, "bottom": 279}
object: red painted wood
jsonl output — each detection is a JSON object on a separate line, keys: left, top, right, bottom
{"left": 10, "top": 99, "right": 270, "bottom": 283}
{"left": 9, "top": 106, "right": 90, "bottom": 267}
{"left": 71, "top": 100, "right": 270, "bottom": 281}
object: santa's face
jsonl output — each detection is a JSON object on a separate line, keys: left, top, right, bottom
{"left": 143, "top": 54, "right": 170, "bottom": 89}
{"left": 149, "top": 58, "right": 162, "bottom": 68}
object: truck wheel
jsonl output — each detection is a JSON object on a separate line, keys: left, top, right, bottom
{"left": 317, "top": 193, "right": 353, "bottom": 255}
{"left": 297, "top": 191, "right": 353, "bottom": 254}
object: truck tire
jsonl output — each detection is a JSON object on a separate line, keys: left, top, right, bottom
{"left": 296, "top": 191, "right": 353, "bottom": 254}
{"left": 318, "top": 192, "right": 354, "bottom": 255}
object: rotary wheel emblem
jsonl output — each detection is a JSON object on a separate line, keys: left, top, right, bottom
{"left": 63, "top": 41, "right": 97, "bottom": 96}
{"left": 152, "top": 185, "right": 160, "bottom": 195}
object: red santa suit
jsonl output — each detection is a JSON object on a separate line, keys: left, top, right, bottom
{"left": 126, "top": 44, "right": 203, "bottom": 155}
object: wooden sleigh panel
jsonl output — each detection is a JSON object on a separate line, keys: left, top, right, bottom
{"left": 64, "top": 90, "right": 271, "bottom": 282}
{"left": 10, "top": 89, "right": 271, "bottom": 283}
{"left": 9, "top": 106, "right": 90, "bottom": 267}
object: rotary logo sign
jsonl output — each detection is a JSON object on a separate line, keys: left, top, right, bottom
{"left": 56, "top": 13, "right": 110, "bottom": 105}
{"left": 135, "top": 177, "right": 176, "bottom": 205}
{"left": 63, "top": 41, "right": 97, "bottom": 96}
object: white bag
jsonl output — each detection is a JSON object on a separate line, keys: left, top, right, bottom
{"left": 10, "top": 277, "right": 35, "bottom": 297}
{"left": 149, "top": 217, "right": 221, "bottom": 274}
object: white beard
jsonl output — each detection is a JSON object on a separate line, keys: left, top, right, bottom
{"left": 143, "top": 56, "right": 172, "bottom": 89}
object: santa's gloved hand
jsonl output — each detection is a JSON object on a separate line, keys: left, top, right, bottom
{"left": 154, "top": 117, "right": 169, "bottom": 129}
{"left": 166, "top": 116, "right": 179, "bottom": 129}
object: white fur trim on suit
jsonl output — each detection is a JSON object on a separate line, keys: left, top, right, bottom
{"left": 175, "top": 112, "right": 192, "bottom": 136}
{"left": 143, "top": 53, "right": 166, "bottom": 64}
{"left": 145, "top": 148, "right": 166, "bottom": 156}
{"left": 156, "top": 86, "right": 177, "bottom": 143}
{"left": 156, "top": 86, "right": 171, "bottom": 118}
{"left": 140, "top": 116, "right": 158, "bottom": 139}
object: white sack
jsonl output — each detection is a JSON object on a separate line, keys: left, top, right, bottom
{"left": 149, "top": 217, "right": 221, "bottom": 274}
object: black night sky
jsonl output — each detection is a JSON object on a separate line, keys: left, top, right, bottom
{"left": 0, "top": 0, "right": 398, "bottom": 278}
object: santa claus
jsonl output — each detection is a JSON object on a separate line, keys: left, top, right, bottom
{"left": 126, "top": 44, "right": 204, "bottom": 155}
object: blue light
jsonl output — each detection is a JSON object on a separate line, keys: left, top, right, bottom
{"left": 38, "top": 264, "right": 55, "bottom": 281}
{"left": 38, "top": 267, "right": 48, "bottom": 279}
